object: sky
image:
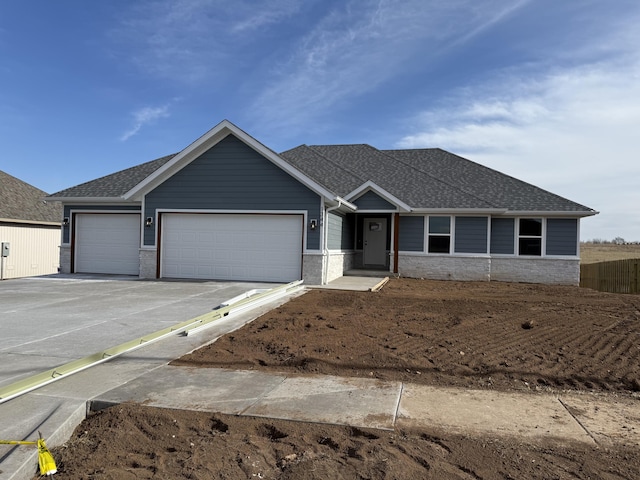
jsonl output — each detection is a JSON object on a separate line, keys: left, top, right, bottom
{"left": 1, "top": 0, "right": 638, "bottom": 242}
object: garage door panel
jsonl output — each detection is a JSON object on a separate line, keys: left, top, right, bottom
{"left": 161, "top": 214, "right": 302, "bottom": 282}
{"left": 75, "top": 214, "right": 140, "bottom": 275}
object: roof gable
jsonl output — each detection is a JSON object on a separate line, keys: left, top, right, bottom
{"left": 125, "top": 120, "right": 338, "bottom": 202}
{"left": 0, "top": 170, "right": 62, "bottom": 224}
{"left": 49, "top": 120, "right": 340, "bottom": 204}
{"left": 347, "top": 181, "right": 411, "bottom": 212}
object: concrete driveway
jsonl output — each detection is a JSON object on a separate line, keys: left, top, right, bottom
{"left": 0, "top": 274, "right": 278, "bottom": 390}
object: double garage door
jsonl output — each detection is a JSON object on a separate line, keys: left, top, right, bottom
{"left": 161, "top": 213, "right": 303, "bottom": 282}
{"left": 75, "top": 213, "right": 303, "bottom": 282}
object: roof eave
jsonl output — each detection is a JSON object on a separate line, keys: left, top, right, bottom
{"left": 0, "top": 217, "right": 61, "bottom": 227}
{"left": 44, "top": 196, "right": 137, "bottom": 204}
{"left": 409, "top": 208, "right": 507, "bottom": 215}
{"left": 501, "top": 210, "right": 599, "bottom": 218}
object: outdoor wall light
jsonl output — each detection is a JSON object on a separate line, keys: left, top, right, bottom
{"left": 145, "top": 217, "right": 154, "bottom": 227}
{"left": 62, "top": 217, "right": 69, "bottom": 226}
{"left": 309, "top": 219, "right": 317, "bottom": 230}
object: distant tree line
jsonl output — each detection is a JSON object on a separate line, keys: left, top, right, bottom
{"left": 584, "top": 237, "right": 640, "bottom": 245}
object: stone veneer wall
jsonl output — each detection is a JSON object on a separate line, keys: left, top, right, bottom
{"left": 302, "top": 253, "right": 323, "bottom": 285}
{"left": 398, "top": 254, "right": 580, "bottom": 285}
{"left": 490, "top": 257, "right": 579, "bottom": 285}
{"left": 139, "top": 248, "right": 157, "bottom": 279}
{"left": 398, "top": 255, "right": 491, "bottom": 281}
{"left": 59, "top": 245, "right": 71, "bottom": 274}
{"left": 325, "top": 251, "right": 356, "bottom": 283}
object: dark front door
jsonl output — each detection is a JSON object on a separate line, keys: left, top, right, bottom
{"left": 363, "top": 218, "right": 387, "bottom": 267}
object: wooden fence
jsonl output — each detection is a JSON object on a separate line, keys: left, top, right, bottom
{"left": 580, "top": 258, "right": 640, "bottom": 294}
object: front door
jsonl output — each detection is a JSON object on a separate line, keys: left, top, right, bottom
{"left": 363, "top": 218, "right": 387, "bottom": 266}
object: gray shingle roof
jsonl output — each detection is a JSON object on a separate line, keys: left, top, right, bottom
{"left": 48, "top": 136, "right": 594, "bottom": 214}
{"left": 282, "top": 145, "right": 593, "bottom": 212}
{"left": 0, "top": 170, "right": 62, "bottom": 223}
{"left": 280, "top": 145, "right": 497, "bottom": 209}
{"left": 50, "top": 154, "right": 176, "bottom": 198}
{"left": 384, "top": 148, "right": 593, "bottom": 212}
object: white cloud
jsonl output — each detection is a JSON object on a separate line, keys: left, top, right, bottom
{"left": 111, "top": 0, "right": 304, "bottom": 83}
{"left": 230, "top": 0, "right": 302, "bottom": 33}
{"left": 397, "top": 28, "right": 640, "bottom": 241}
{"left": 120, "top": 105, "right": 171, "bottom": 141}
{"left": 250, "top": 0, "right": 529, "bottom": 131}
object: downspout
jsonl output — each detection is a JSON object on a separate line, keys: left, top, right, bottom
{"left": 322, "top": 200, "right": 343, "bottom": 285}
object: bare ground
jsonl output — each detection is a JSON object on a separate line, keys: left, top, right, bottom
{"left": 43, "top": 279, "right": 640, "bottom": 479}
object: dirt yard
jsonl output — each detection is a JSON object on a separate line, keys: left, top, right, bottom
{"left": 44, "top": 279, "right": 640, "bottom": 479}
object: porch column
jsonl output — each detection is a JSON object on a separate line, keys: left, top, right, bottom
{"left": 393, "top": 213, "right": 399, "bottom": 274}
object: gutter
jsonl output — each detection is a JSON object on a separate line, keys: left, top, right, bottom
{"left": 322, "top": 199, "right": 349, "bottom": 285}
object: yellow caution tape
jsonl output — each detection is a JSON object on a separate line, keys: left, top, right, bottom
{"left": 0, "top": 433, "right": 57, "bottom": 476}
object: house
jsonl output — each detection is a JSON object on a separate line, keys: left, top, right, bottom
{"left": 0, "top": 170, "right": 62, "bottom": 279}
{"left": 47, "top": 120, "right": 597, "bottom": 285}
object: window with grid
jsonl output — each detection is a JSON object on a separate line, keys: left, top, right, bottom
{"left": 518, "top": 218, "right": 542, "bottom": 256}
{"left": 428, "top": 216, "right": 451, "bottom": 253}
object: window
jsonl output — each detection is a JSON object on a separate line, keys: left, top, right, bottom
{"left": 428, "top": 216, "right": 451, "bottom": 253}
{"left": 490, "top": 218, "right": 515, "bottom": 254}
{"left": 454, "top": 216, "right": 488, "bottom": 253}
{"left": 518, "top": 218, "right": 542, "bottom": 256}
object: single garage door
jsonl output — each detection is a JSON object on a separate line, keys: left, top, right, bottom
{"left": 75, "top": 214, "right": 141, "bottom": 275}
{"left": 161, "top": 213, "right": 303, "bottom": 282}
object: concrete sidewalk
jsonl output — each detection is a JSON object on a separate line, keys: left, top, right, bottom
{"left": 4, "top": 362, "right": 639, "bottom": 479}
{"left": 3, "top": 356, "right": 640, "bottom": 480}
{"left": 89, "top": 366, "right": 640, "bottom": 448}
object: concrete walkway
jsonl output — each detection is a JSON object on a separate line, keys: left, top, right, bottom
{"left": 90, "top": 366, "right": 640, "bottom": 448}
{"left": 3, "top": 360, "right": 639, "bottom": 480}
{"left": 1, "top": 276, "right": 639, "bottom": 479}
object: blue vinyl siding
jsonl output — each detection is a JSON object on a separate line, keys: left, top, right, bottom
{"left": 547, "top": 218, "right": 578, "bottom": 256}
{"left": 144, "top": 135, "right": 322, "bottom": 248}
{"left": 64, "top": 205, "right": 141, "bottom": 244}
{"left": 455, "top": 217, "right": 488, "bottom": 253}
{"left": 354, "top": 191, "right": 395, "bottom": 210}
{"left": 398, "top": 215, "right": 424, "bottom": 251}
{"left": 327, "top": 212, "right": 354, "bottom": 250}
{"left": 490, "top": 218, "right": 515, "bottom": 254}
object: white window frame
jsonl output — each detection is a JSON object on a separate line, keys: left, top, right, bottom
{"left": 426, "top": 216, "right": 452, "bottom": 254}
{"left": 517, "top": 218, "right": 544, "bottom": 256}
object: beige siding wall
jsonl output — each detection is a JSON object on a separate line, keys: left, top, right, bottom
{"left": 0, "top": 224, "right": 60, "bottom": 279}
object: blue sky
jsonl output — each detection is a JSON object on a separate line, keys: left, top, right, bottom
{"left": 1, "top": 0, "right": 638, "bottom": 241}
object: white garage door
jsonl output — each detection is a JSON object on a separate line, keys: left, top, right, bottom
{"left": 161, "top": 214, "right": 303, "bottom": 282}
{"left": 75, "top": 214, "right": 141, "bottom": 275}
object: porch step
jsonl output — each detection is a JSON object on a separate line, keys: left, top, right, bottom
{"left": 344, "top": 269, "right": 395, "bottom": 278}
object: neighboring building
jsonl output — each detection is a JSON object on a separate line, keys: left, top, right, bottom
{"left": 47, "top": 120, "right": 597, "bottom": 286}
{"left": 0, "top": 170, "right": 62, "bottom": 279}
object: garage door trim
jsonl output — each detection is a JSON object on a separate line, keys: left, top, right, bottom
{"left": 72, "top": 212, "right": 142, "bottom": 275}
{"left": 157, "top": 210, "right": 307, "bottom": 281}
